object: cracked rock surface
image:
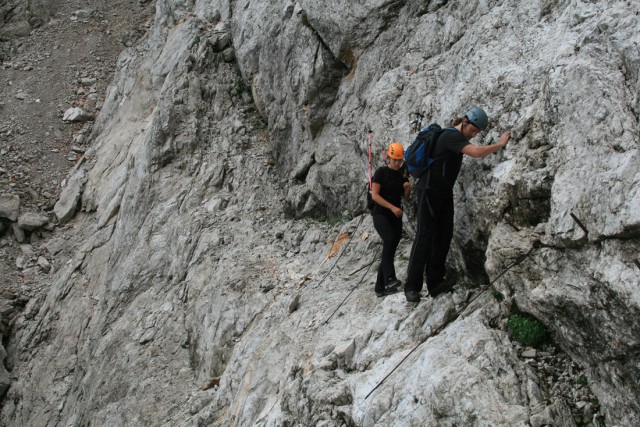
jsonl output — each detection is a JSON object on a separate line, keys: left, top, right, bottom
{"left": 1, "top": 0, "right": 638, "bottom": 426}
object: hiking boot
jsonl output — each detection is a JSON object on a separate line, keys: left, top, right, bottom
{"left": 428, "top": 277, "right": 456, "bottom": 298}
{"left": 376, "top": 288, "right": 398, "bottom": 297}
{"left": 405, "top": 291, "right": 420, "bottom": 303}
{"left": 387, "top": 279, "right": 402, "bottom": 291}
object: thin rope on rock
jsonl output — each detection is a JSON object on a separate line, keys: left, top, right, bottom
{"left": 323, "top": 246, "right": 380, "bottom": 325}
{"left": 314, "top": 183, "right": 369, "bottom": 290}
{"left": 364, "top": 241, "right": 540, "bottom": 400}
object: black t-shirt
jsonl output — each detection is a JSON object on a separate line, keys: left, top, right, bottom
{"left": 416, "top": 128, "right": 470, "bottom": 197}
{"left": 372, "top": 166, "right": 408, "bottom": 214}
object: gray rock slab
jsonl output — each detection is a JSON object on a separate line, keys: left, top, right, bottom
{"left": 0, "top": 195, "right": 20, "bottom": 222}
{"left": 17, "top": 212, "right": 49, "bottom": 231}
{"left": 54, "top": 180, "right": 81, "bottom": 224}
{"left": 62, "top": 107, "right": 92, "bottom": 122}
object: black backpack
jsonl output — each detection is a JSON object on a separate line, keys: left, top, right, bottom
{"left": 404, "top": 124, "right": 446, "bottom": 178}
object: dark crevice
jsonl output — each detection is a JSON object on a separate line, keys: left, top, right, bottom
{"left": 411, "top": 0, "right": 449, "bottom": 17}
{"left": 593, "top": 224, "right": 640, "bottom": 242}
{"left": 375, "top": 0, "right": 408, "bottom": 33}
{"left": 293, "top": 154, "right": 316, "bottom": 182}
{"left": 299, "top": 10, "right": 351, "bottom": 74}
{"left": 461, "top": 241, "right": 490, "bottom": 285}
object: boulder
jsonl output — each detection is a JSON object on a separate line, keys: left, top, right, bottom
{"left": 0, "top": 21, "right": 31, "bottom": 38}
{"left": 0, "top": 195, "right": 20, "bottom": 222}
{"left": 62, "top": 107, "right": 92, "bottom": 122}
{"left": 54, "top": 180, "right": 82, "bottom": 224}
{"left": 17, "top": 212, "right": 49, "bottom": 231}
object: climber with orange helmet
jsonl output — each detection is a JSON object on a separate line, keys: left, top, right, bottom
{"left": 370, "top": 142, "right": 412, "bottom": 297}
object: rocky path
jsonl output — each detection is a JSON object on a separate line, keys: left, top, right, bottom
{"left": 0, "top": 0, "right": 156, "bottom": 361}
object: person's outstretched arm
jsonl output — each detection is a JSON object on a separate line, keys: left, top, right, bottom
{"left": 461, "top": 131, "right": 511, "bottom": 158}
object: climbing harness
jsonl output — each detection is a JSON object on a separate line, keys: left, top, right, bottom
{"left": 364, "top": 241, "right": 541, "bottom": 400}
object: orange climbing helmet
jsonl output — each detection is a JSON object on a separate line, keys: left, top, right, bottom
{"left": 387, "top": 142, "right": 404, "bottom": 160}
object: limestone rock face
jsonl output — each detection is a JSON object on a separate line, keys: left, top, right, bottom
{"left": 1, "top": 0, "right": 639, "bottom": 426}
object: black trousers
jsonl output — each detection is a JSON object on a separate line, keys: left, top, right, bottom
{"left": 405, "top": 189, "right": 454, "bottom": 293}
{"left": 372, "top": 211, "right": 403, "bottom": 292}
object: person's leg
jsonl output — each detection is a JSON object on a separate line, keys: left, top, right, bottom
{"left": 386, "top": 214, "right": 403, "bottom": 285}
{"left": 372, "top": 213, "right": 398, "bottom": 292}
{"left": 405, "top": 190, "right": 436, "bottom": 295}
{"left": 426, "top": 196, "right": 454, "bottom": 292}
{"left": 375, "top": 262, "right": 385, "bottom": 293}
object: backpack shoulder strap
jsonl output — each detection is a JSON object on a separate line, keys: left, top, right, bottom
{"left": 423, "top": 124, "right": 444, "bottom": 159}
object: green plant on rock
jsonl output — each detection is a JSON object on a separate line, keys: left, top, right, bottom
{"left": 315, "top": 216, "right": 341, "bottom": 226}
{"left": 576, "top": 375, "right": 589, "bottom": 388}
{"left": 507, "top": 313, "right": 550, "bottom": 348}
{"left": 233, "top": 62, "right": 250, "bottom": 94}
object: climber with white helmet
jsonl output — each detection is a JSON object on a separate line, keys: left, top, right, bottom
{"left": 404, "top": 107, "right": 511, "bottom": 303}
{"left": 370, "top": 142, "right": 412, "bottom": 297}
